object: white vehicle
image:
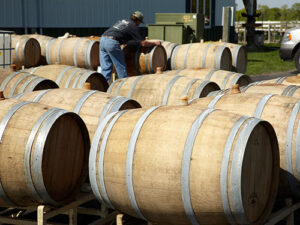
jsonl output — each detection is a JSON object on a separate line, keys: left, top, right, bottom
{"left": 280, "top": 27, "right": 300, "bottom": 72}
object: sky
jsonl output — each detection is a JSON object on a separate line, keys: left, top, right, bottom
{"left": 235, "top": 0, "right": 299, "bottom": 10}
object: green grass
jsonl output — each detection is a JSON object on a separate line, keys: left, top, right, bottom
{"left": 245, "top": 43, "right": 295, "bottom": 76}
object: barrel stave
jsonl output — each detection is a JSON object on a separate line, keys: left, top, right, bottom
{"left": 171, "top": 43, "right": 232, "bottom": 71}
{"left": 108, "top": 75, "right": 219, "bottom": 107}
{"left": 26, "top": 65, "right": 108, "bottom": 91}
{"left": 16, "top": 89, "right": 141, "bottom": 141}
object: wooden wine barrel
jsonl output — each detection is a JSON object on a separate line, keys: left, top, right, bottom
{"left": 14, "top": 88, "right": 141, "bottom": 140}
{"left": 26, "top": 64, "right": 108, "bottom": 91}
{"left": 170, "top": 43, "right": 232, "bottom": 71}
{"left": 165, "top": 68, "right": 252, "bottom": 89}
{"left": 89, "top": 105, "right": 279, "bottom": 225}
{"left": 0, "top": 98, "right": 90, "bottom": 207}
{"left": 27, "top": 34, "right": 55, "bottom": 64}
{"left": 150, "top": 40, "right": 178, "bottom": 70}
{"left": 190, "top": 93, "right": 300, "bottom": 198}
{"left": 210, "top": 42, "right": 247, "bottom": 73}
{"left": 122, "top": 45, "right": 167, "bottom": 76}
{"left": 256, "top": 75, "right": 300, "bottom": 86}
{"left": 0, "top": 68, "right": 58, "bottom": 98}
{"left": 11, "top": 35, "right": 41, "bottom": 68}
{"left": 86, "top": 36, "right": 100, "bottom": 41}
{"left": 46, "top": 37, "right": 99, "bottom": 70}
{"left": 107, "top": 74, "right": 220, "bottom": 107}
{"left": 207, "top": 83, "right": 300, "bottom": 98}
{"left": 241, "top": 83, "right": 300, "bottom": 98}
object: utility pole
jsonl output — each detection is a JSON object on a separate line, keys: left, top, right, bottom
{"left": 242, "top": 0, "right": 261, "bottom": 48}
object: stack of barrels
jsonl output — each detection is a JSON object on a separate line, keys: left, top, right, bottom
{"left": 1, "top": 33, "right": 295, "bottom": 225}
{"left": 150, "top": 40, "right": 248, "bottom": 73}
{"left": 0, "top": 65, "right": 142, "bottom": 208}
{"left": 11, "top": 34, "right": 100, "bottom": 70}
{"left": 83, "top": 41, "right": 282, "bottom": 225}
{"left": 25, "top": 64, "right": 108, "bottom": 91}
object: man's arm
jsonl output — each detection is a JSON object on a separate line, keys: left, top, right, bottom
{"left": 140, "top": 40, "right": 161, "bottom": 47}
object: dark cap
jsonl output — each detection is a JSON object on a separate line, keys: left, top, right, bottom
{"left": 132, "top": 11, "right": 144, "bottom": 23}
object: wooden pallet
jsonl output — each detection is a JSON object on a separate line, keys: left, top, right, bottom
{"left": 0, "top": 193, "right": 116, "bottom": 225}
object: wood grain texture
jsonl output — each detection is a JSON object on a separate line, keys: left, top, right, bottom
{"left": 27, "top": 34, "right": 54, "bottom": 65}
{"left": 122, "top": 45, "right": 167, "bottom": 76}
{"left": 170, "top": 43, "right": 232, "bottom": 71}
{"left": 46, "top": 37, "right": 99, "bottom": 69}
{"left": 11, "top": 35, "right": 41, "bottom": 68}
{"left": 0, "top": 99, "right": 90, "bottom": 207}
{"left": 16, "top": 88, "right": 141, "bottom": 141}
{"left": 26, "top": 64, "right": 108, "bottom": 91}
{"left": 0, "top": 69, "right": 58, "bottom": 98}
{"left": 108, "top": 74, "right": 220, "bottom": 107}
{"left": 150, "top": 40, "right": 178, "bottom": 70}
{"left": 259, "top": 75, "right": 300, "bottom": 86}
{"left": 208, "top": 83, "right": 300, "bottom": 99}
{"left": 165, "top": 68, "right": 251, "bottom": 89}
{"left": 209, "top": 42, "right": 247, "bottom": 73}
{"left": 190, "top": 93, "right": 300, "bottom": 198}
{"left": 90, "top": 106, "right": 279, "bottom": 225}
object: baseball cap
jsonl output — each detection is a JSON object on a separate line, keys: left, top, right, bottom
{"left": 133, "top": 11, "right": 144, "bottom": 23}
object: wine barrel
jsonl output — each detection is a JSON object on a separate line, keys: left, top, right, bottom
{"left": 45, "top": 37, "right": 99, "bottom": 70}
{"left": 86, "top": 36, "right": 100, "bottom": 41}
{"left": 89, "top": 105, "right": 279, "bottom": 225}
{"left": 0, "top": 68, "right": 58, "bottom": 98}
{"left": 241, "top": 83, "right": 300, "bottom": 98}
{"left": 207, "top": 83, "right": 300, "bottom": 99}
{"left": 170, "top": 43, "right": 232, "bottom": 71}
{"left": 107, "top": 74, "right": 220, "bottom": 107}
{"left": 165, "top": 68, "right": 251, "bottom": 89}
{"left": 190, "top": 93, "right": 300, "bottom": 198}
{"left": 27, "top": 34, "right": 55, "bottom": 64}
{"left": 26, "top": 64, "right": 108, "bottom": 91}
{"left": 122, "top": 45, "right": 167, "bottom": 76}
{"left": 14, "top": 88, "right": 141, "bottom": 140}
{"left": 150, "top": 40, "right": 178, "bottom": 70}
{"left": 210, "top": 42, "right": 247, "bottom": 73}
{"left": 0, "top": 98, "right": 90, "bottom": 207}
{"left": 12, "top": 35, "right": 41, "bottom": 68}
{"left": 256, "top": 75, "right": 300, "bottom": 86}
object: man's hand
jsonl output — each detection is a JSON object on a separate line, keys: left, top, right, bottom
{"left": 140, "top": 40, "right": 161, "bottom": 47}
{"left": 154, "top": 40, "right": 161, "bottom": 46}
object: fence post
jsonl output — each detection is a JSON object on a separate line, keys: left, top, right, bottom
{"left": 268, "top": 24, "right": 271, "bottom": 43}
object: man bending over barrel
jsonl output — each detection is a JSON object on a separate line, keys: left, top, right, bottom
{"left": 100, "top": 11, "right": 161, "bottom": 83}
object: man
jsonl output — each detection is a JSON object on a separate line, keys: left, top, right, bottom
{"left": 100, "top": 11, "right": 161, "bottom": 83}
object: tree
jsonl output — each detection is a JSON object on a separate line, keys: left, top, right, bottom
{"left": 235, "top": 4, "right": 299, "bottom": 21}
{"left": 289, "top": 3, "right": 300, "bottom": 21}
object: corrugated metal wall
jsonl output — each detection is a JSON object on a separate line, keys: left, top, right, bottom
{"left": 0, "top": 0, "right": 187, "bottom": 28}
{"left": 0, "top": 0, "right": 24, "bottom": 27}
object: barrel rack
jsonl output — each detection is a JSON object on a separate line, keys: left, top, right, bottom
{"left": 0, "top": 193, "right": 117, "bottom": 225}
{"left": 0, "top": 195, "right": 298, "bottom": 224}
{"left": 264, "top": 199, "right": 300, "bottom": 225}
{"left": 113, "top": 199, "right": 300, "bottom": 225}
